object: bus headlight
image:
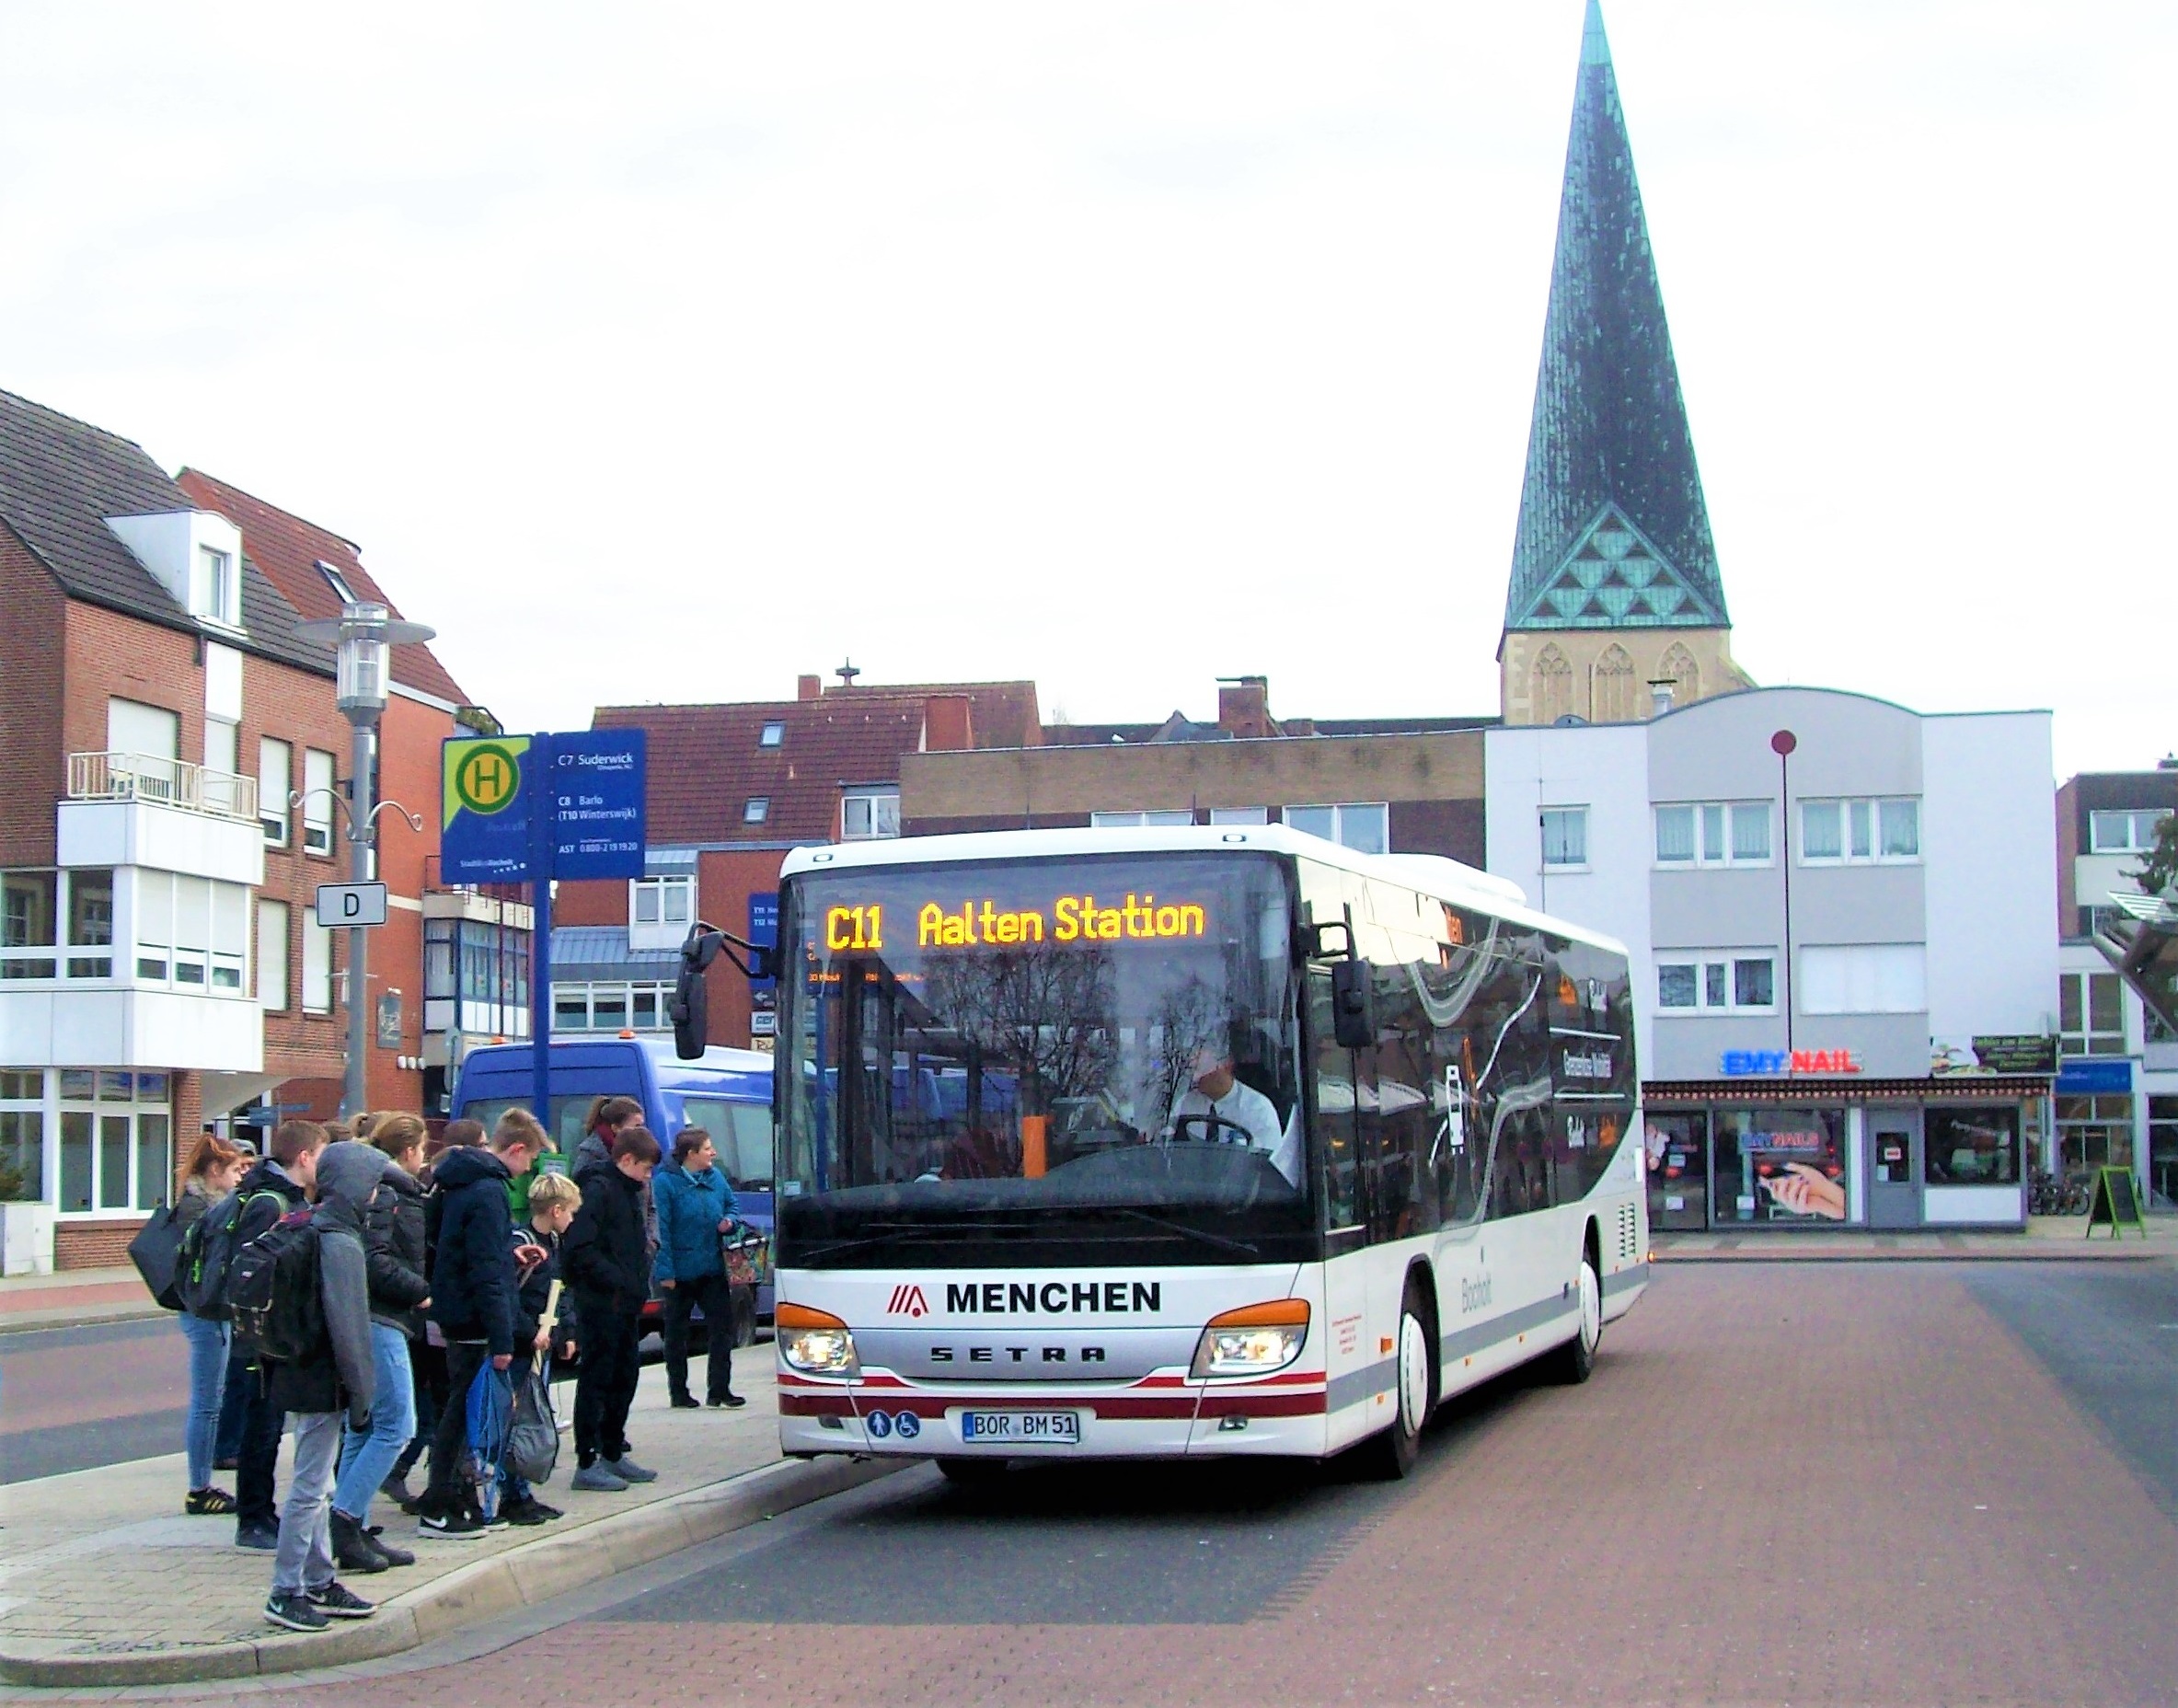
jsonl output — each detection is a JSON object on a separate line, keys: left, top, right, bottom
{"left": 1189, "top": 1298, "right": 1310, "bottom": 1380}
{"left": 777, "top": 1302, "right": 860, "bottom": 1378}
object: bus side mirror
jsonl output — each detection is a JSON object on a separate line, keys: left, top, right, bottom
{"left": 672, "top": 929, "right": 719, "bottom": 1060}
{"left": 1331, "top": 958, "right": 1375, "bottom": 1050}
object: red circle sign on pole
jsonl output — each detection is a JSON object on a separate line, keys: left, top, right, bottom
{"left": 1770, "top": 730, "right": 1798, "bottom": 756}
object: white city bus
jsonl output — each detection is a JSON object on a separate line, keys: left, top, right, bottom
{"left": 770, "top": 825, "right": 1647, "bottom": 1478}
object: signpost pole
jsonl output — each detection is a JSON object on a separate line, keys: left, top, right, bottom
{"left": 341, "top": 719, "right": 375, "bottom": 1122}
{"left": 529, "top": 733, "right": 555, "bottom": 1135}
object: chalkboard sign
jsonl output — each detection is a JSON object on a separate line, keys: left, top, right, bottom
{"left": 2085, "top": 1166, "right": 2145, "bottom": 1238}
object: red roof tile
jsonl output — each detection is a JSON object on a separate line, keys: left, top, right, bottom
{"left": 175, "top": 469, "right": 468, "bottom": 706}
{"left": 595, "top": 684, "right": 1033, "bottom": 845}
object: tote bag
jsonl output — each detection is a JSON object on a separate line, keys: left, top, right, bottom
{"left": 126, "top": 1203, "right": 189, "bottom": 1310}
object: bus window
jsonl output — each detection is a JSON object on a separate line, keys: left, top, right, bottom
{"left": 1308, "top": 965, "right": 1359, "bottom": 1230}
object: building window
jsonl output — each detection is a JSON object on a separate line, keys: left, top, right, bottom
{"left": 1799, "top": 943, "right": 1927, "bottom": 1015}
{"left": 258, "top": 900, "right": 290, "bottom": 1012}
{"left": 1655, "top": 802, "right": 1770, "bottom": 866}
{"left": 2056, "top": 1094, "right": 2133, "bottom": 1177}
{"left": 316, "top": 559, "right": 360, "bottom": 605}
{"left": 743, "top": 797, "right": 769, "bottom": 825}
{"left": 841, "top": 788, "right": 901, "bottom": 840}
{"left": 2058, "top": 971, "right": 2126, "bottom": 1056}
{"left": 759, "top": 721, "right": 785, "bottom": 748}
{"left": 1590, "top": 644, "right": 1637, "bottom": 722}
{"left": 196, "top": 546, "right": 236, "bottom": 625}
{"left": 303, "top": 915, "right": 333, "bottom": 1013}
{"left": 551, "top": 981, "right": 674, "bottom": 1033}
{"left": 2090, "top": 809, "right": 2171, "bottom": 854}
{"left": 1540, "top": 807, "right": 1588, "bottom": 868}
{"left": 1800, "top": 797, "right": 1919, "bottom": 864}
{"left": 66, "top": 870, "right": 112, "bottom": 978}
{"left": 1284, "top": 802, "right": 1389, "bottom": 855}
{"left": 1657, "top": 953, "right": 1778, "bottom": 1014}
{"left": 1924, "top": 1106, "right": 2020, "bottom": 1185}
{"left": 55, "top": 1070, "right": 171, "bottom": 1215}
{"left": 1656, "top": 641, "right": 1700, "bottom": 705}
{"left": 3, "top": 871, "right": 58, "bottom": 980}
{"left": 303, "top": 749, "right": 336, "bottom": 857}
{"left": 1090, "top": 810, "right": 1193, "bottom": 828}
{"left": 203, "top": 716, "right": 238, "bottom": 780}
{"left": 259, "top": 738, "right": 292, "bottom": 847}
{"left": 1206, "top": 807, "right": 1268, "bottom": 825}
{"left": 1533, "top": 644, "right": 1573, "bottom": 725}
{"left": 0, "top": 1072, "right": 41, "bottom": 1204}
{"left": 2149, "top": 1096, "right": 2178, "bottom": 1206}
{"left": 631, "top": 876, "right": 695, "bottom": 929}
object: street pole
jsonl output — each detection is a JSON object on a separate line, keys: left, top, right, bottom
{"left": 341, "top": 716, "right": 375, "bottom": 1123}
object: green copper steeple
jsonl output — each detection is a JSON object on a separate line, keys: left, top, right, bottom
{"left": 1504, "top": 0, "right": 1727, "bottom": 634}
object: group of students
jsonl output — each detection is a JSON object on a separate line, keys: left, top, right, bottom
{"left": 168, "top": 1094, "right": 747, "bottom": 1634}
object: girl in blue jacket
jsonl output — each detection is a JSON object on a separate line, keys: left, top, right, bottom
{"left": 651, "top": 1129, "right": 744, "bottom": 1408}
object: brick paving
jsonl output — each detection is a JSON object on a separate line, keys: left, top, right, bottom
{"left": 219, "top": 1262, "right": 2178, "bottom": 1708}
{"left": 0, "top": 1357, "right": 780, "bottom": 1665}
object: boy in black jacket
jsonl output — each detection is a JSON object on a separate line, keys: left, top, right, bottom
{"left": 233, "top": 1122, "right": 326, "bottom": 1551}
{"left": 500, "top": 1171, "right": 582, "bottom": 1524}
{"left": 563, "top": 1127, "right": 661, "bottom": 1491}
{"left": 416, "top": 1118, "right": 542, "bottom": 1538}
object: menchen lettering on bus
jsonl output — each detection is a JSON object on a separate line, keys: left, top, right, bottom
{"left": 915, "top": 895, "right": 1205, "bottom": 948}
{"left": 946, "top": 1281, "right": 1163, "bottom": 1314}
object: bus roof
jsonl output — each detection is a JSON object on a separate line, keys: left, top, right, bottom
{"left": 779, "top": 826, "right": 1630, "bottom": 959}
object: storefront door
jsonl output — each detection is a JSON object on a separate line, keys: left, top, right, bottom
{"left": 1868, "top": 1111, "right": 1921, "bottom": 1229}
{"left": 1643, "top": 1114, "right": 1710, "bottom": 1230}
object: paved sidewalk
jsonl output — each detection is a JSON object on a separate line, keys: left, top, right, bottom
{"left": 0, "top": 1265, "right": 161, "bottom": 1334}
{"left": 1654, "top": 1211, "right": 2178, "bottom": 1261}
{"left": 0, "top": 1350, "right": 807, "bottom": 1680}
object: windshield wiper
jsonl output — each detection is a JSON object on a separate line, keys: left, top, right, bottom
{"left": 790, "top": 1219, "right": 1032, "bottom": 1264}
{"left": 1104, "top": 1207, "right": 1259, "bottom": 1259}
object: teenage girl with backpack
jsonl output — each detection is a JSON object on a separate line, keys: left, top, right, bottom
{"left": 177, "top": 1134, "right": 248, "bottom": 1515}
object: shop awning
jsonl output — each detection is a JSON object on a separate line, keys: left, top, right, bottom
{"left": 1643, "top": 1077, "right": 2053, "bottom": 1107}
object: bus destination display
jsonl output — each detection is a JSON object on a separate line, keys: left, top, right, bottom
{"left": 823, "top": 894, "right": 1212, "bottom": 952}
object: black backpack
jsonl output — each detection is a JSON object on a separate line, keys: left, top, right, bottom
{"left": 228, "top": 1208, "right": 326, "bottom": 1364}
{"left": 175, "top": 1187, "right": 288, "bottom": 1321}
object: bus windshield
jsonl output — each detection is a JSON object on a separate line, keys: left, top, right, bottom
{"left": 777, "top": 851, "right": 1308, "bottom": 1265}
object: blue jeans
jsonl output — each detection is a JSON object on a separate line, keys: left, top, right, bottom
{"left": 178, "top": 1310, "right": 229, "bottom": 1491}
{"left": 213, "top": 1349, "right": 249, "bottom": 1464}
{"left": 332, "top": 1323, "right": 417, "bottom": 1522}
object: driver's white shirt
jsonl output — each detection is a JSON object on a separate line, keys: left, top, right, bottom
{"left": 1166, "top": 1079, "right": 1300, "bottom": 1187}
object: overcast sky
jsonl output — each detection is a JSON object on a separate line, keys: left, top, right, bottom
{"left": 2, "top": 2, "right": 2168, "bottom": 776}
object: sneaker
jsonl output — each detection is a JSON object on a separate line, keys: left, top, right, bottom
{"left": 570, "top": 1462, "right": 629, "bottom": 1493}
{"left": 186, "top": 1486, "right": 237, "bottom": 1515}
{"left": 524, "top": 1499, "right": 563, "bottom": 1521}
{"left": 605, "top": 1456, "right": 658, "bottom": 1483}
{"left": 482, "top": 1506, "right": 512, "bottom": 1529}
{"left": 418, "top": 1507, "right": 488, "bottom": 1540}
{"left": 235, "top": 1522, "right": 279, "bottom": 1552}
{"left": 379, "top": 1471, "right": 417, "bottom": 1507}
{"left": 709, "top": 1392, "right": 748, "bottom": 1409}
{"left": 670, "top": 1392, "right": 700, "bottom": 1409}
{"left": 306, "top": 1580, "right": 376, "bottom": 1621}
{"left": 367, "top": 1530, "right": 415, "bottom": 1568}
{"left": 264, "top": 1590, "right": 328, "bottom": 1633}
{"left": 330, "top": 1510, "right": 389, "bottom": 1575}
{"left": 501, "top": 1498, "right": 551, "bottom": 1527}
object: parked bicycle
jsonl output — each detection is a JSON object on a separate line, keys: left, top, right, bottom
{"left": 2028, "top": 1169, "right": 2088, "bottom": 1217}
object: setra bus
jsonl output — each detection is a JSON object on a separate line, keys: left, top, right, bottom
{"left": 767, "top": 825, "right": 1647, "bottom": 1478}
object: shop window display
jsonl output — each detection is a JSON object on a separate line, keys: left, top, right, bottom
{"left": 1643, "top": 1113, "right": 1708, "bottom": 1229}
{"left": 1711, "top": 1106, "right": 1847, "bottom": 1223}
{"left": 1923, "top": 1106, "right": 2020, "bottom": 1185}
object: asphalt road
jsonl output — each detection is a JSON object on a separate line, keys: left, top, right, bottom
{"left": 0, "top": 1316, "right": 190, "bottom": 1483}
{"left": 215, "top": 1257, "right": 2177, "bottom": 1708}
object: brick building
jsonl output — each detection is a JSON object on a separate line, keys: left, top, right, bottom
{"left": 0, "top": 389, "right": 471, "bottom": 1267}
{"left": 545, "top": 672, "right": 1038, "bottom": 1057}
{"left": 900, "top": 676, "right": 1494, "bottom": 866}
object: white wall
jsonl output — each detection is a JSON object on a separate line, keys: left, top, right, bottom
{"left": 0, "top": 987, "right": 261, "bottom": 1071}
{"left": 1922, "top": 711, "right": 2057, "bottom": 1040}
{"left": 1485, "top": 722, "right": 1655, "bottom": 1070}
{"left": 58, "top": 799, "right": 265, "bottom": 887}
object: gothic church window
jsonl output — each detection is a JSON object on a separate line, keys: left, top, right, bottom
{"left": 1591, "top": 644, "right": 1637, "bottom": 721}
{"left": 1657, "top": 642, "right": 1700, "bottom": 706}
{"left": 1533, "top": 646, "right": 1573, "bottom": 724}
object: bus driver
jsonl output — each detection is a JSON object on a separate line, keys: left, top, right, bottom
{"left": 1166, "top": 1047, "right": 1301, "bottom": 1187}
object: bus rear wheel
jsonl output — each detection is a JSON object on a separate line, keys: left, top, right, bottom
{"left": 1550, "top": 1251, "right": 1602, "bottom": 1385}
{"left": 1364, "top": 1278, "right": 1434, "bottom": 1481}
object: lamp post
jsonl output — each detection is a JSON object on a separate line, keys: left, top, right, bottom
{"left": 296, "top": 602, "right": 435, "bottom": 1121}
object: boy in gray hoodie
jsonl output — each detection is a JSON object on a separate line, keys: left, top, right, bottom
{"left": 265, "top": 1138, "right": 387, "bottom": 1633}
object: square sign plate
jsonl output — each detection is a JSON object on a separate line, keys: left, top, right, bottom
{"left": 315, "top": 882, "right": 388, "bottom": 928}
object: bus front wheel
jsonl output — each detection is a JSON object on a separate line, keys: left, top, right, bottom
{"left": 1364, "top": 1278, "right": 1434, "bottom": 1481}
{"left": 1550, "top": 1251, "right": 1602, "bottom": 1385}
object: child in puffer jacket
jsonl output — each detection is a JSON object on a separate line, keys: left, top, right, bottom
{"left": 498, "top": 1171, "right": 582, "bottom": 1525}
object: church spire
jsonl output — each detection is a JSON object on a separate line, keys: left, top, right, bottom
{"left": 1503, "top": 0, "right": 1726, "bottom": 637}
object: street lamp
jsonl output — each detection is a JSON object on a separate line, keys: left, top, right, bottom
{"left": 296, "top": 601, "right": 435, "bottom": 1121}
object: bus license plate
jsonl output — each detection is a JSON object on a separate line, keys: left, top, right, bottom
{"left": 959, "top": 1410, "right": 1080, "bottom": 1445}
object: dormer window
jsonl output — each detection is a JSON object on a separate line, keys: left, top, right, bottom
{"left": 196, "top": 546, "right": 237, "bottom": 626}
{"left": 759, "top": 721, "right": 785, "bottom": 748}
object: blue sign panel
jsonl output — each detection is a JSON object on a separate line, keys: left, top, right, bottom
{"left": 547, "top": 730, "right": 648, "bottom": 881}
{"left": 748, "top": 892, "right": 779, "bottom": 991}
{"left": 442, "top": 736, "right": 535, "bottom": 883}
{"left": 2055, "top": 1058, "right": 2133, "bottom": 1095}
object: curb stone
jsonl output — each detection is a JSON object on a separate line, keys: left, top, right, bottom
{"left": 0, "top": 1455, "right": 904, "bottom": 1688}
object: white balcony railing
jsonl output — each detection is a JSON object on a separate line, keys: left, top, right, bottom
{"left": 66, "top": 751, "right": 259, "bottom": 825}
